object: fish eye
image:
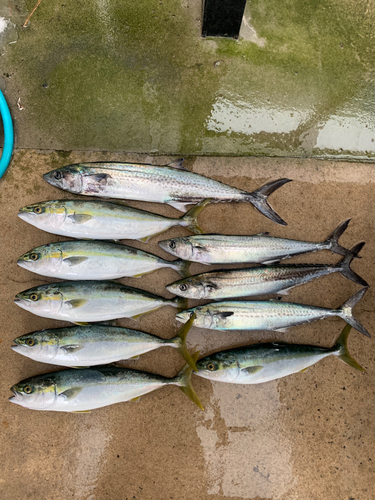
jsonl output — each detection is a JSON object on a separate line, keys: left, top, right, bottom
{"left": 24, "top": 385, "right": 33, "bottom": 394}
{"left": 54, "top": 171, "right": 62, "bottom": 180}
{"left": 29, "top": 293, "right": 38, "bottom": 301}
{"left": 207, "top": 363, "right": 216, "bottom": 371}
{"left": 34, "top": 207, "right": 42, "bottom": 214}
{"left": 30, "top": 253, "right": 39, "bottom": 261}
{"left": 169, "top": 241, "right": 176, "bottom": 249}
{"left": 179, "top": 284, "right": 188, "bottom": 292}
{"left": 26, "top": 338, "right": 35, "bottom": 346}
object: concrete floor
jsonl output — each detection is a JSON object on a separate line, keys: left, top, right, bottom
{"left": 0, "top": 151, "right": 374, "bottom": 499}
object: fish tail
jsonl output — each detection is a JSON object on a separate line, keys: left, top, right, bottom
{"left": 323, "top": 219, "right": 352, "bottom": 257}
{"left": 173, "top": 352, "right": 203, "bottom": 409}
{"left": 338, "top": 242, "right": 368, "bottom": 286}
{"left": 334, "top": 324, "right": 365, "bottom": 372}
{"left": 169, "top": 313, "right": 197, "bottom": 371}
{"left": 171, "top": 258, "right": 192, "bottom": 278}
{"left": 180, "top": 199, "right": 211, "bottom": 234}
{"left": 245, "top": 178, "right": 291, "bottom": 226}
{"left": 171, "top": 295, "right": 188, "bottom": 312}
{"left": 337, "top": 287, "right": 370, "bottom": 337}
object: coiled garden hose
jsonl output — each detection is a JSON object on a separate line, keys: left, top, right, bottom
{"left": 0, "top": 89, "right": 14, "bottom": 179}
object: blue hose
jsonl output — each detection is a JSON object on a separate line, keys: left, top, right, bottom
{"left": 0, "top": 89, "right": 14, "bottom": 179}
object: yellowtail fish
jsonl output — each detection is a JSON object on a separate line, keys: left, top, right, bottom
{"left": 9, "top": 353, "right": 203, "bottom": 412}
{"left": 176, "top": 287, "right": 370, "bottom": 337}
{"left": 17, "top": 199, "right": 209, "bottom": 243}
{"left": 166, "top": 242, "right": 367, "bottom": 299}
{"left": 43, "top": 159, "right": 291, "bottom": 225}
{"left": 158, "top": 219, "right": 353, "bottom": 264}
{"left": 196, "top": 325, "right": 364, "bottom": 384}
{"left": 12, "top": 315, "right": 197, "bottom": 370}
{"left": 14, "top": 281, "right": 187, "bottom": 324}
{"left": 17, "top": 240, "right": 191, "bottom": 280}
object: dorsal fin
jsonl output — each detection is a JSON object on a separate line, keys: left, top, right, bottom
{"left": 167, "top": 158, "right": 188, "bottom": 171}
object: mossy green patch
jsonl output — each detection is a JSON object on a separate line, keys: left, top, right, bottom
{"left": 3, "top": 0, "right": 375, "bottom": 157}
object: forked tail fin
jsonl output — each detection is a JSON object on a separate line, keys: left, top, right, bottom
{"left": 334, "top": 324, "right": 365, "bottom": 372}
{"left": 169, "top": 313, "right": 197, "bottom": 371}
{"left": 171, "top": 259, "right": 192, "bottom": 278}
{"left": 173, "top": 351, "right": 204, "bottom": 410}
{"left": 171, "top": 295, "right": 188, "bottom": 312}
{"left": 180, "top": 199, "right": 211, "bottom": 234}
{"left": 337, "top": 287, "right": 370, "bottom": 337}
{"left": 246, "top": 178, "right": 291, "bottom": 226}
{"left": 323, "top": 219, "right": 352, "bottom": 257}
{"left": 337, "top": 242, "right": 368, "bottom": 286}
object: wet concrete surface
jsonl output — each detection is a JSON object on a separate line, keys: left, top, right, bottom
{"left": 0, "top": 151, "right": 374, "bottom": 499}
{"left": 2, "top": 0, "right": 375, "bottom": 158}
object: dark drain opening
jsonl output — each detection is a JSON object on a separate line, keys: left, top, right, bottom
{"left": 202, "top": 0, "right": 247, "bottom": 39}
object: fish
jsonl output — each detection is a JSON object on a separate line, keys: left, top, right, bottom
{"left": 14, "top": 281, "right": 187, "bottom": 324}
{"left": 195, "top": 324, "right": 364, "bottom": 384}
{"left": 175, "top": 287, "right": 370, "bottom": 337}
{"left": 43, "top": 158, "right": 291, "bottom": 225}
{"left": 158, "top": 219, "right": 353, "bottom": 264}
{"left": 12, "top": 314, "right": 197, "bottom": 370}
{"left": 17, "top": 240, "right": 191, "bottom": 280}
{"left": 166, "top": 242, "right": 367, "bottom": 299}
{"left": 9, "top": 353, "right": 203, "bottom": 412}
{"left": 17, "top": 199, "right": 209, "bottom": 243}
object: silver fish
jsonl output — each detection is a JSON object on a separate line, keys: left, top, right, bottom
{"left": 176, "top": 287, "right": 370, "bottom": 337}
{"left": 14, "top": 281, "right": 187, "bottom": 324}
{"left": 43, "top": 159, "right": 291, "bottom": 225}
{"left": 158, "top": 219, "right": 352, "bottom": 264}
{"left": 17, "top": 240, "right": 191, "bottom": 280}
{"left": 196, "top": 325, "right": 364, "bottom": 384}
{"left": 17, "top": 199, "right": 209, "bottom": 243}
{"left": 12, "top": 314, "right": 197, "bottom": 369}
{"left": 166, "top": 242, "right": 367, "bottom": 299}
{"left": 9, "top": 353, "right": 203, "bottom": 412}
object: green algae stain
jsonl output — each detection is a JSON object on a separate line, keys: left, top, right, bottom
{"left": 5, "top": 0, "right": 375, "bottom": 156}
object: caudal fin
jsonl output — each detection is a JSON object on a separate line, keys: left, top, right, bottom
{"left": 171, "top": 259, "right": 192, "bottom": 278}
{"left": 180, "top": 199, "right": 211, "bottom": 234}
{"left": 169, "top": 313, "right": 197, "bottom": 371}
{"left": 337, "top": 287, "right": 370, "bottom": 337}
{"left": 334, "top": 324, "right": 365, "bottom": 371}
{"left": 323, "top": 219, "right": 352, "bottom": 257}
{"left": 171, "top": 295, "right": 188, "bottom": 312}
{"left": 174, "top": 352, "right": 203, "bottom": 410}
{"left": 338, "top": 242, "right": 368, "bottom": 286}
{"left": 246, "top": 178, "right": 291, "bottom": 226}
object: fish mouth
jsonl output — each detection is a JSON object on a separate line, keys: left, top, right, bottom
{"left": 14, "top": 297, "right": 29, "bottom": 310}
{"left": 17, "top": 259, "right": 32, "bottom": 270}
{"left": 43, "top": 172, "right": 60, "bottom": 188}
{"left": 18, "top": 211, "right": 35, "bottom": 222}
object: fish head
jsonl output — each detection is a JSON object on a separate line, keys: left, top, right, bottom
{"left": 12, "top": 330, "right": 60, "bottom": 361}
{"left": 17, "top": 243, "right": 63, "bottom": 275}
{"left": 18, "top": 201, "right": 67, "bottom": 230}
{"left": 176, "top": 306, "right": 213, "bottom": 329}
{"left": 196, "top": 352, "right": 241, "bottom": 382}
{"left": 166, "top": 277, "right": 215, "bottom": 300}
{"left": 14, "top": 284, "right": 64, "bottom": 317}
{"left": 10, "top": 374, "right": 58, "bottom": 410}
{"left": 159, "top": 237, "right": 194, "bottom": 260}
{"left": 43, "top": 165, "right": 83, "bottom": 194}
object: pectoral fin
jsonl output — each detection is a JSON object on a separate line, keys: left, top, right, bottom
{"left": 62, "top": 344, "right": 84, "bottom": 353}
{"left": 241, "top": 366, "right": 263, "bottom": 375}
{"left": 66, "top": 299, "right": 88, "bottom": 309}
{"left": 216, "top": 311, "right": 234, "bottom": 319}
{"left": 59, "top": 387, "right": 82, "bottom": 401}
{"left": 87, "top": 173, "right": 111, "bottom": 182}
{"left": 63, "top": 256, "right": 89, "bottom": 266}
{"left": 68, "top": 213, "right": 93, "bottom": 224}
